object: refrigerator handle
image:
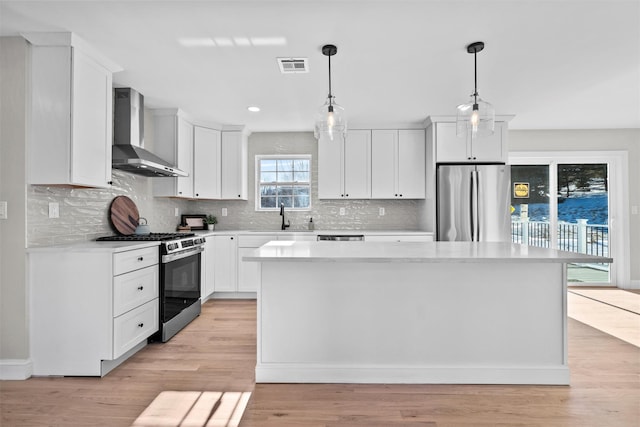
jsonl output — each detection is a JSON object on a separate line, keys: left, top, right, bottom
{"left": 471, "top": 170, "right": 479, "bottom": 241}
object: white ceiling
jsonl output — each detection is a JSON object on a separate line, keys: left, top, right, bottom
{"left": 2, "top": 0, "right": 639, "bottom": 133}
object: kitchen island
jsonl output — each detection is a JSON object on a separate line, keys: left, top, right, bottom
{"left": 244, "top": 241, "right": 612, "bottom": 385}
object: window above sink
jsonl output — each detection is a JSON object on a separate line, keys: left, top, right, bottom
{"left": 256, "top": 155, "right": 311, "bottom": 211}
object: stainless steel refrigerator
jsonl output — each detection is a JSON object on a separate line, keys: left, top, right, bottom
{"left": 437, "top": 164, "right": 511, "bottom": 242}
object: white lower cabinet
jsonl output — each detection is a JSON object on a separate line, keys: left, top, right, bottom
{"left": 364, "top": 234, "right": 434, "bottom": 242}
{"left": 206, "top": 232, "right": 434, "bottom": 299}
{"left": 201, "top": 237, "right": 216, "bottom": 301}
{"left": 211, "top": 234, "right": 238, "bottom": 294}
{"left": 28, "top": 244, "right": 159, "bottom": 377}
{"left": 238, "top": 235, "right": 279, "bottom": 293}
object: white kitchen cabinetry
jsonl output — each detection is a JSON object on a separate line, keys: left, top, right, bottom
{"left": 318, "top": 130, "right": 371, "bottom": 199}
{"left": 365, "top": 233, "right": 434, "bottom": 242}
{"left": 194, "top": 126, "right": 222, "bottom": 199}
{"left": 238, "top": 234, "right": 279, "bottom": 293}
{"left": 201, "top": 238, "right": 216, "bottom": 301}
{"left": 221, "top": 130, "right": 248, "bottom": 200}
{"left": 434, "top": 121, "right": 508, "bottom": 163}
{"left": 153, "top": 109, "right": 194, "bottom": 198}
{"left": 26, "top": 33, "right": 120, "bottom": 188}
{"left": 29, "top": 243, "right": 159, "bottom": 376}
{"left": 371, "top": 129, "right": 425, "bottom": 199}
{"left": 212, "top": 234, "right": 238, "bottom": 293}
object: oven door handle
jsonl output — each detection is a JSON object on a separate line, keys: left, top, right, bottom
{"left": 162, "top": 246, "right": 204, "bottom": 263}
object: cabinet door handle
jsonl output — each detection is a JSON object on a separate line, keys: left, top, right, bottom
{"left": 137, "top": 256, "right": 144, "bottom": 261}
{"left": 138, "top": 323, "right": 144, "bottom": 328}
{"left": 137, "top": 285, "right": 144, "bottom": 291}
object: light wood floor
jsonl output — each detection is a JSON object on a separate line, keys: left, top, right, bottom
{"left": 2, "top": 296, "right": 639, "bottom": 427}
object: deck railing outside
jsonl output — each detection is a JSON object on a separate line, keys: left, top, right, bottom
{"left": 511, "top": 219, "right": 609, "bottom": 258}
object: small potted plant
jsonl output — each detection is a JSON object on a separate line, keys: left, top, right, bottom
{"left": 205, "top": 214, "right": 218, "bottom": 231}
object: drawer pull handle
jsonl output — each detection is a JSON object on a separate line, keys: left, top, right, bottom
{"left": 137, "top": 286, "right": 144, "bottom": 291}
{"left": 137, "top": 256, "right": 144, "bottom": 261}
{"left": 138, "top": 323, "right": 144, "bottom": 328}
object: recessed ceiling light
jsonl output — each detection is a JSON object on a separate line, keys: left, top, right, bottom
{"left": 248, "top": 106, "right": 260, "bottom": 112}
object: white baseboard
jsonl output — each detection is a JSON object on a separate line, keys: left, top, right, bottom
{"left": 624, "top": 279, "right": 640, "bottom": 290}
{"left": 0, "top": 359, "right": 32, "bottom": 380}
{"left": 256, "top": 364, "right": 570, "bottom": 385}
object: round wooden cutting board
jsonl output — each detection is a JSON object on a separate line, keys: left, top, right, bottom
{"left": 109, "top": 196, "right": 140, "bottom": 235}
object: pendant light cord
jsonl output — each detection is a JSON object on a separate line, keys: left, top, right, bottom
{"left": 473, "top": 50, "right": 478, "bottom": 105}
{"left": 328, "top": 53, "right": 333, "bottom": 107}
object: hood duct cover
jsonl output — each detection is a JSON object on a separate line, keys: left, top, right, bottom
{"left": 112, "top": 88, "right": 188, "bottom": 177}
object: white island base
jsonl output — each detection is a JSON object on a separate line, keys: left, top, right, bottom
{"left": 247, "top": 242, "right": 611, "bottom": 385}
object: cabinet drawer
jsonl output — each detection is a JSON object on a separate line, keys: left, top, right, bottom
{"left": 113, "top": 246, "right": 159, "bottom": 276}
{"left": 113, "top": 265, "right": 159, "bottom": 317}
{"left": 238, "top": 235, "right": 278, "bottom": 248}
{"left": 113, "top": 298, "right": 158, "bottom": 359}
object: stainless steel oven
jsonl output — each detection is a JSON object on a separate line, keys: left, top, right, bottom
{"left": 157, "top": 236, "right": 206, "bottom": 342}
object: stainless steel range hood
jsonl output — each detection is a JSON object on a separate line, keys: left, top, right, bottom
{"left": 112, "top": 88, "right": 188, "bottom": 177}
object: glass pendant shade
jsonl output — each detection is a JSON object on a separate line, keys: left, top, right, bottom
{"left": 315, "top": 44, "right": 346, "bottom": 141}
{"left": 456, "top": 41, "right": 495, "bottom": 138}
{"left": 314, "top": 96, "right": 347, "bottom": 140}
{"left": 456, "top": 95, "right": 495, "bottom": 137}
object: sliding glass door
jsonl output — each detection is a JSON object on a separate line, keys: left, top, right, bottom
{"left": 510, "top": 158, "right": 612, "bottom": 284}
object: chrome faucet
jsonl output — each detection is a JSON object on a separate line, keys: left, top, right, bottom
{"left": 280, "top": 203, "right": 290, "bottom": 230}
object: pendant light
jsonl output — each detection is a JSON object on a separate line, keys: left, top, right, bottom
{"left": 456, "top": 41, "right": 495, "bottom": 137}
{"left": 314, "top": 44, "right": 346, "bottom": 140}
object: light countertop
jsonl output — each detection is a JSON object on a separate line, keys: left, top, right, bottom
{"left": 26, "top": 240, "right": 160, "bottom": 253}
{"left": 194, "top": 229, "right": 433, "bottom": 236}
{"left": 243, "top": 241, "right": 614, "bottom": 264}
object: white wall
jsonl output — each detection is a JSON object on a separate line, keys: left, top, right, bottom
{"left": 0, "top": 37, "right": 29, "bottom": 375}
{"left": 509, "top": 129, "right": 640, "bottom": 284}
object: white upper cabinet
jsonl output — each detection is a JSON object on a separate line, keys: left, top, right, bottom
{"left": 434, "top": 120, "right": 509, "bottom": 163}
{"left": 371, "top": 129, "right": 425, "bottom": 199}
{"left": 193, "top": 126, "right": 221, "bottom": 199}
{"left": 221, "top": 130, "right": 248, "bottom": 200}
{"left": 152, "top": 110, "right": 194, "bottom": 198}
{"left": 318, "top": 130, "right": 371, "bottom": 199}
{"left": 26, "top": 33, "right": 120, "bottom": 188}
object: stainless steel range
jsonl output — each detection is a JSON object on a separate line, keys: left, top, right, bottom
{"left": 97, "top": 233, "right": 206, "bottom": 342}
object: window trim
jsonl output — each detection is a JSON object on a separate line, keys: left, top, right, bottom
{"left": 255, "top": 154, "right": 312, "bottom": 211}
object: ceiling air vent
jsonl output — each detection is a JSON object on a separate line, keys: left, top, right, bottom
{"left": 277, "top": 58, "right": 309, "bottom": 74}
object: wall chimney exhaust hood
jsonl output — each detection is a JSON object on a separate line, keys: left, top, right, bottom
{"left": 112, "top": 88, "right": 188, "bottom": 177}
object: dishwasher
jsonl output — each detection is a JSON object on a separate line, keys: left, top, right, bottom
{"left": 317, "top": 234, "right": 364, "bottom": 241}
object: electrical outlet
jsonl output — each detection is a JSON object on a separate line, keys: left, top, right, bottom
{"left": 222, "top": 208, "right": 228, "bottom": 217}
{"left": 339, "top": 207, "right": 345, "bottom": 216}
{"left": 379, "top": 207, "right": 385, "bottom": 216}
{"left": 0, "top": 201, "right": 7, "bottom": 220}
{"left": 174, "top": 207, "right": 179, "bottom": 216}
{"left": 632, "top": 205, "right": 639, "bottom": 215}
{"left": 48, "top": 202, "right": 59, "bottom": 219}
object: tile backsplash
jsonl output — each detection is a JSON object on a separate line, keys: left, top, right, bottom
{"left": 27, "top": 132, "right": 423, "bottom": 246}
{"left": 27, "top": 170, "right": 190, "bottom": 247}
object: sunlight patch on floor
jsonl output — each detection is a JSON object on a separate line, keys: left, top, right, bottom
{"left": 568, "top": 291, "right": 640, "bottom": 347}
{"left": 131, "top": 391, "right": 252, "bottom": 427}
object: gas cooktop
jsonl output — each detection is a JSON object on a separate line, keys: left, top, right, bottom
{"left": 96, "top": 232, "right": 195, "bottom": 242}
